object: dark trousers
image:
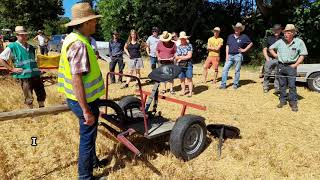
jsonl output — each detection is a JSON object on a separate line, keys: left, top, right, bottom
{"left": 109, "top": 55, "right": 125, "bottom": 83}
{"left": 66, "top": 99, "right": 100, "bottom": 180}
{"left": 39, "top": 45, "right": 48, "bottom": 55}
{"left": 277, "top": 63, "right": 298, "bottom": 104}
{"left": 263, "top": 58, "right": 279, "bottom": 91}
{"left": 20, "top": 77, "right": 46, "bottom": 105}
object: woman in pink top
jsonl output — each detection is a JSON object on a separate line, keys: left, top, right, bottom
{"left": 156, "top": 31, "right": 177, "bottom": 94}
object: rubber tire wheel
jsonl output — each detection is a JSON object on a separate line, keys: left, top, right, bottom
{"left": 98, "top": 99, "right": 125, "bottom": 124}
{"left": 169, "top": 115, "right": 207, "bottom": 161}
{"left": 307, "top": 72, "right": 320, "bottom": 92}
{"left": 118, "top": 96, "right": 142, "bottom": 120}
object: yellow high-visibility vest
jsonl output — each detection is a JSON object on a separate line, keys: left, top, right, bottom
{"left": 58, "top": 32, "right": 104, "bottom": 103}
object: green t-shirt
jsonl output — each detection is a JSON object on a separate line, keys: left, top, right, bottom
{"left": 269, "top": 38, "right": 308, "bottom": 63}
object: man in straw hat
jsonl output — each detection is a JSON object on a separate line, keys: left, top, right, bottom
{"left": 269, "top": 24, "right": 308, "bottom": 112}
{"left": 219, "top": 22, "right": 253, "bottom": 89}
{"left": 33, "top": 30, "right": 49, "bottom": 55}
{"left": 57, "top": 2, "right": 106, "bottom": 179}
{"left": 262, "top": 24, "right": 282, "bottom": 94}
{"left": 203, "top": 27, "right": 223, "bottom": 84}
{"left": 0, "top": 26, "right": 46, "bottom": 109}
{"left": 156, "top": 31, "right": 177, "bottom": 94}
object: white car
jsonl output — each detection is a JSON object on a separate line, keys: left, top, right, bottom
{"left": 297, "top": 64, "right": 320, "bottom": 92}
{"left": 96, "top": 41, "right": 110, "bottom": 62}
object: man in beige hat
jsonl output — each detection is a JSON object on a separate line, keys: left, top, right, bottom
{"left": 33, "top": 30, "right": 49, "bottom": 55}
{"left": 0, "top": 26, "right": 46, "bottom": 109}
{"left": 269, "top": 24, "right": 308, "bottom": 112}
{"left": 156, "top": 31, "right": 177, "bottom": 94}
{"left": 220, "top": 22, "right": 253, "bottom": 89}
{"left": 57, "top": 2, "right": 106, "bottom": 179}
{"left": 203, "top": 27, "right": 223, "bottom": 84}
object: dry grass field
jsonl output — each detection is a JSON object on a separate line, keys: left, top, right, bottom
{"left": 1, "top": 59, "right": 320, "bottom": 180}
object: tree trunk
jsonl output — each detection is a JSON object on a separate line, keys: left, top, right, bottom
{"left": 255, "top": 0, "right": 271, "bottom": 18}
{"left": 0, "top": 105, "right": 70, "bottom": 121}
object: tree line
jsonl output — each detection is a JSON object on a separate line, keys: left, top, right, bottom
{"left": 0, "top": 0, "right": 319, "bottom": 64}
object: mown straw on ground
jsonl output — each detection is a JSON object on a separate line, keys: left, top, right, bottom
{"left": 0, "top": 59, "right": 319, "bottom": 179}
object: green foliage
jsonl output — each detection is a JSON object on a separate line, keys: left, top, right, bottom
{"left": 43, "top": 17, "right": 70, "bottom": 36}
{"left": 0, "top": 0, "right": 64, "bottom": 32}
{"left": 291, "top": 0, "right": 320, "bottom": 62}
{"left": 97, "top": 0, "right": 247, "bottom": 62}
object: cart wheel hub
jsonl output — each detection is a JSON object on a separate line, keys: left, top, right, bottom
{"left": 183, "top": 124, "right": 204, "bottom": 155}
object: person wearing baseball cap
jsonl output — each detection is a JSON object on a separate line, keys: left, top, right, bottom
{"left": 109, "top": 30, "right": 125, "bottom": 84}
{"left": 0, "top": 26, "right": 46, "bottom": 109}
{"left": 262, "top": 24, "right": 283, "bottom": 94}
{"left": 269, "top": 24, "right": 308, "bottom": 112}
{"left": 146, "top": 27, "right": 160, "bottom": 70}
{"left": 57, "top": 2, "right": 106, "bottom": 179}
{"left": 203, "top": 27, "right": 223, "bottom": 84}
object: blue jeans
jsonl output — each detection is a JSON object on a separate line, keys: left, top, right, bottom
{"left": 277, "top": 63, "right": 298, "bottom": 103}
{"left": 66, "top": 99, "right": 100, "bottom": 180}
{"left": 221, "top": 54, "right": 243, "bottom": 87}
{"left": 178, "top": 62, "right": 193, "bottom": 79}
{"left": 150, "top": 56, "right": 158, "bottom": 70}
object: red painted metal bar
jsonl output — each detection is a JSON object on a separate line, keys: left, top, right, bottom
{"left": 100, "top": 121, "right": 141, "bottom": 156}
{"left": 136, "top": 90, "right": 207, "bottom": 111}
{"left": 106, "top": 72, "right": 149, "bottom": 136}
{"left": 181, "top": 105, "right": 187, "bottom": 116}
{"left": 117, "top": 128, "right": 142, "bottom": 157}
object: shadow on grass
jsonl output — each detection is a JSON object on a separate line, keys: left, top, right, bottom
{"left": 33, "top": 160, "right": 78, "bottom": 179}
{"left": 226, "top": 79, "right": 257, "bottom": 88}
{"left": 193, "top": 85, "right": 209, "bottom": 95}
{"left": 95, "top": 137, "right": 166, "bottom": 177}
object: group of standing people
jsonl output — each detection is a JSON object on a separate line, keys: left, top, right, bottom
{"left": 266, "top": 24, "right": 308, "bottom": 112}
{"left": 109, "top": 27, "right": 195, "bottom": 97}
{"left": 108, "top": 21, "right": 308, "bottom": 111}
{"left": 202, "top": 22, "right": 307, "bottom": 112}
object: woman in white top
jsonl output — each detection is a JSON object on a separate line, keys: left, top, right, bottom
{"left": 33, "top": 30, "right": 48, "bottom": 55}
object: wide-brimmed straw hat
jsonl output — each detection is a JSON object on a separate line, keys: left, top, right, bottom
{"left": 179, "top": 31, "right": 190, "bottom": 39}
{"left": 212, "top": 27, "right": 221, "bottom": 32}
{"left": 283, "top": 24, "right": 297, "bottom": 32}
{"left": 37, "top": 30, "right": 43, "bottom": 33}
{"left": 232, "top": 22, "right": 245, "bottom": 32}
{"left": 15, "top": 26, "right": 29, "bottom": 35}
{"left": 160, "top": 31, "right": 172, "bottom": 42}
{"left": 65, "top": 2, "right": 102, "bottom": 27}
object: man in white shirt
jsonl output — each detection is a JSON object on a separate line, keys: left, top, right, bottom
{"left": 146, "top": 27, "right": 160, "bottom": 70}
